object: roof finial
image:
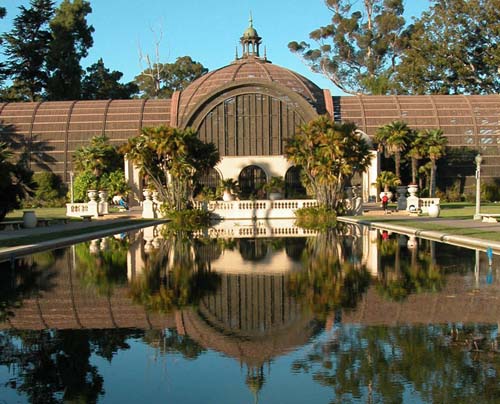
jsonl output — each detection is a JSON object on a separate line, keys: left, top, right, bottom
{"left": 264, "top": 46, "right": 267, "bottom": 60}
{"left": 249, "top": 11, "right": 253, "bottom": 27}
{"left": 235, "top": 45, "right": 239, "bottom": 60}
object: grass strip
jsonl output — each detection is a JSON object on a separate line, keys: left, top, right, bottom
{"left": 0, "top": 219, "right": 157, "bottom": 249}
{"left": 358, "top": 216, "right": 500, "bottom": 242}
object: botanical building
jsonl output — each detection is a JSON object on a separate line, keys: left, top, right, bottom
{"left": 1, "top": 21, "right": 499, "bottom": 200}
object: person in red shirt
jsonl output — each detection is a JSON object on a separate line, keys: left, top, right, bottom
{"left": 382, "top": 194, "right": 389, "bottom": 212}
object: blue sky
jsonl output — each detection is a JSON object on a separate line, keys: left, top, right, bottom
{"left": 1, "top": 0, "right": 431, "bottom": 95}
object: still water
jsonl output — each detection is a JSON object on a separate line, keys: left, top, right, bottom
{"left": 0, "top": 220, "right": 499, "bottom": 403}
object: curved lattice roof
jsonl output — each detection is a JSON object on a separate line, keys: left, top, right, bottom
{"left": 177, "top": 57, "right": 326, "bottom": 126}
{"left": 2, "top": 94, "right": 500, "bottom": 179}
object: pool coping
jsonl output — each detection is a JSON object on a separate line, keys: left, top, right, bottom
{"left": 0, "top": 219, "right": 168, "bottom": 263}
{"left": 338, "top": 216, "right": 500, "bottom": 254}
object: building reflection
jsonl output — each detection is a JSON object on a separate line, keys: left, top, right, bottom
{"left": 1, "top": 219, "right": 499, "bottom": 399}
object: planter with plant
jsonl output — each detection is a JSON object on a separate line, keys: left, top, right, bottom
{"left": 263, "top": 176, "right": 285, "bottom": 200}
{"left": 219, "top": 178, "right": 239, "bottom": 201}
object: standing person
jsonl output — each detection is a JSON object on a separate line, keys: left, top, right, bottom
{"left": 382, "top": 193, "right": 389, "bottom": 213}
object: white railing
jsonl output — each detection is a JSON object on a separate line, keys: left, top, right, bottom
{"left": 66, "top": 203, "right": 89, "bottom": 217}
{"left": 419, "top": 198, "right": 440, "bottom": 213}
{"left": 66, "top": 201, "right": 99, "bottom": 218}
{"left": 193, "top": 199, "right": 319, "bottom": 220}
{"left": 193, "top": 218, "right": 318, "bottom": 238}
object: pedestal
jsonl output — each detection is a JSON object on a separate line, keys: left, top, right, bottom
{"left": 396, "top": 186, "right": 407, "bottom": 211}
{"left": 98, "top": 190, "right": 109, "bottom": 215}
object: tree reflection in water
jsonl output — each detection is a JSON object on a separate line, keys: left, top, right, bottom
{"left": 288, "top": 228, "right": 371, "bottom": 320}
{"left": 0, "top": 251, "right": 58, "bottom": 322}
{"left": 143, "top": 328, "right": 206, "bottom": 360}
{"left": 75, "top": 236, "right": 129, "bottom": 296}
{"left": 129, "top": 230, "right": 221, "bottom": 313}
{"left": 292, "top": 324, "right": 500, "bottom": 403}
{"left": 376, "top": 235, "right": 446, "bottom": 301}
{"left": 0, "top": 328, "right": 143, "bottom": 404}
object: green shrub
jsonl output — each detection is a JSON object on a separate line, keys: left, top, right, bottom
{"left": 435, "top": 182, "right": 462, "bottom": 203}
{"left": 483, "top": 180, "right": 500, "bottom": 202}
{"left": 163, "top": 209, "right": 211, "bottom": 232}
{"left": 23, "top": 172, "right": 66, "bottom": 208}
{"left": 72, "top": 169, "right": 129, "bottom": 202}
{"left": 99, "top": 170, "right": 130, "bottom": 199}
{"left": 295, "top": 206, "right": 337, "bottom": 230}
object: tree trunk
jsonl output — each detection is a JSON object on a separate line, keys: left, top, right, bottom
{"left": 411, "top": 157, "right": 417, "bottom": 184}
{"left": 395, "top": 152, "right": 401, "bottom": 179}
{"left": 430, "top": 159, "right": 437, "bottom": 197}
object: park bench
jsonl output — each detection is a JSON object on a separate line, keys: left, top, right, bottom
{"left": 478, "top": 213, "right": 500, "bottom": 223}
{"left": 36, "top": 218, "right": 69, "bottom": 227}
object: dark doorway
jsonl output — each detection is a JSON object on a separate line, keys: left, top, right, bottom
{"left": 239, "top": 165, "right": 267, "bottom": 198}
{"left": 285, "top": 166, "right": 307, "bottom": 198}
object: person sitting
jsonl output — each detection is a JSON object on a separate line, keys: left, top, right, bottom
{"left": 113, "top": 195, "right": 128, "bottom": 210}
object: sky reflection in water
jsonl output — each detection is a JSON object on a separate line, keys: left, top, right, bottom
{"left": 0, "top": 221, "right": 499, "bottom": 403}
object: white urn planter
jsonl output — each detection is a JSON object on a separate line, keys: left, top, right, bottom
{"left": 428, "top": 203, "right": 440, "bottom": 218}
{"left": 23, "top": 210, "right": 37, "bottom": 228}
{"left": 98, "top": 190, "right": 108, "bottom": 202}
{"left": 408, "top": 184, "right": 418, "bottom": 196}
{"left": 87, "top": 189, "right": 97, "bottom": 202}
{"left": 269, "top": 192, "right": 282, "bottom": 201}
{"left": 223, "top": 190, "right": 235, "bottom": 201}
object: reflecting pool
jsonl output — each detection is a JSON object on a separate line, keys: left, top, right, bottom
{"left": 1, "top": 220, "right": 499, "bottom": 403}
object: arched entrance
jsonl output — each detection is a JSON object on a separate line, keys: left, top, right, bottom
{"left": 284, "top": 166, "right": 307, "bottom": 198}
{"left": 238, "top": 165, "right": 267, "bottom": 198}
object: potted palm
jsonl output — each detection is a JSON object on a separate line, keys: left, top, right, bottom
{"left": 263, "top": 176, "right": 285, "bottom": 200}
{"left": 219, "top": 178, "right": 239, "bottom": 201}
{"left": 376, "top": 171, "right": 401, "bottom": 202}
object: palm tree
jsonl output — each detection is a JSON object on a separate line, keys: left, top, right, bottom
{"left": 376, "top": 170, "right": 401, "bottom": 193}
{"left": 407, "top": 130, "right": 427, "bottom": 185}
{"left": 73, "top": 135, "right": 111, "bottom": 176}
{"left": 285, "top": 116, "right": 372, "bottom": 210}
{"left": 374, "top": 121, "right": 411, "bottom": 180}
{"left": 122, "top": 125, "right": 219, "bottom": 210}
{"left": 424, "top": 129, "right": 447, "bottom": 197}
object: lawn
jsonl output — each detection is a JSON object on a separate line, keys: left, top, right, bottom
{"left": 5, "top": 207, "right": 68, "bottom": 220}
{"left": 5, "top": 206, "right": 123, "bottom": 221}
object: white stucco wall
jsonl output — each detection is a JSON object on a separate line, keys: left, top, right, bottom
{"left": 126, "top": 152, "right": 381, "bottom": 203}
{"left": 216, "top": 155, "right": 292, "bottom": 180}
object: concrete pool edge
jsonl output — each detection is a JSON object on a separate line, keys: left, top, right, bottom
{"left": 338, "top": 216, "right": 500, "bottom": 253}
{"left": 0, "top": 219, "right": 168, "bottom": 263}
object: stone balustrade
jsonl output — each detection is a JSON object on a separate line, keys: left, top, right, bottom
{"left": 192, "top": 199, "right": 319, "bottom": 220}
{"left": 193, "top": 218, "right": 318, "bottom": 238}
{"left": 66, "top": 189, "right": 109, "bottom": 218}
{"left": 66, "top": 203, "right": 92, "bottom": 217}
{"left": 419, "top": 198, "right": 440, "bottom": 213}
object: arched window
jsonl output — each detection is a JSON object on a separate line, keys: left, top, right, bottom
{"left": 284, "top": 166, "right": 307, "bottom": 198}
{"left": 238, "top": 165, "right": 267, "bottom": 198}
{"left": 195, "top": 167, "right": 221, "bottom": 197}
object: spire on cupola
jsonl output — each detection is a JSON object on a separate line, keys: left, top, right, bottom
{"left": 240, "top": 12, "right": 262, "bottom": 58}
